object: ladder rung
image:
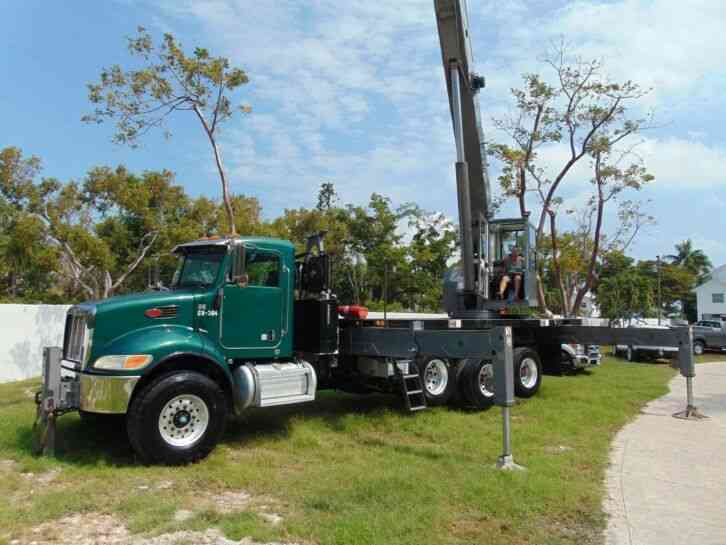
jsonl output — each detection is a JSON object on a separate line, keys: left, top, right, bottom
{"left": 403, "top": 374, "right": 420, "bottom": 379}
{"left": 409, "top": 405, "right": 427, "bottom": 411}
{"left": 407, "top": 389, "right": 423, "bottom": 395}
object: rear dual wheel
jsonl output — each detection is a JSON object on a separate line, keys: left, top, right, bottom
{"left": 456, "top": 347, "right": 542, "bottom": 409}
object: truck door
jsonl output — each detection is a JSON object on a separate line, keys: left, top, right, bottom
{"left": 220, "top": 246, "right": 287, "bottom": 358}
{"left": 707, "top": 322, "right": 723, "bottom": 348}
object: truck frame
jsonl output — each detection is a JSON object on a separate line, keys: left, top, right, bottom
{"left": 34, "top": 0, "right": 696, "bottom": 465}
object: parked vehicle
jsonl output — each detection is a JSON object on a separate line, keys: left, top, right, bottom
{"left": 692, "top": 320, "right": 726, "bottom": 355}
{"left": 614, "top": 319, "right": 679, "bottom": 362}
{"left": 561, "top": 344, "right": 601, "bottom": 369}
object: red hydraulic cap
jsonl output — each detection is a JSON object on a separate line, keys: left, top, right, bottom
{"left": 338, "top": 305, "right": 369, "bottom": 320}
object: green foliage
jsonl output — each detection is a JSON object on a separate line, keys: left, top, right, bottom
{"left": 0, "top": 168, "right": 457, "bottom": 310}
{"left": 597, "top": 269, "right": 654, "bottom": 322}
{"left": 83, "top": 27, "right": 250, "bottom": 147}
{"left": 594, "top": 240, "right": 712, "bottom": 323}
{"left": 83, "top": 27, "right": 251, "bottom": 235}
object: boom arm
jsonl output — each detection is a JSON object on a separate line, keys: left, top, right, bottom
{"left": 435, "top": 0, "right": 491, "bottom": 301}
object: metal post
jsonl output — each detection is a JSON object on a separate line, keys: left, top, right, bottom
{"left": 656, "top": 255, "right": 662, "bottom": 325}
{"left": 383, "top": 263, "right": 388, "bottom": 327}
{"left": 494, "top": 327, "right": 525, "bottom": 471}
{"left": 501, "top": 406, "right": 512, "bottom": 457}
{"left": 673, "top": 327, "right": 707, "bottom": 420}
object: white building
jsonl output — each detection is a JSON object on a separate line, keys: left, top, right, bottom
{"left": 695, "top": 264, "right": 726, "bottom": 321}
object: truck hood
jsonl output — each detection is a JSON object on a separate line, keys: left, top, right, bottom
{"left": 93, "top": 289, "right": 197, "bottom": 314}
{"left": 87, "top": 289, "right": 200, "bottom": 357}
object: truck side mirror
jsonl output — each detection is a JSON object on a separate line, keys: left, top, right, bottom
{"left": 230, "top": 245, "right": 246, "bottom": 286}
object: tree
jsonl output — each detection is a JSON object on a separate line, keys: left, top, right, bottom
{"left": 316, "top": 182, "right": 338, "bottom": 212}
{"left": 83, "top": 27, "right": 251, "bottom": 235}
{"left": 597, "top": 269, "right": 654, "bottom": 323}
{"left": 665, "top": 239, "right": 713, "bottom": 321}
{"left": 490, "top": 43, "right": 653, "bottom": 315}
{"left": 405, "top": 209, "right": 457, "bottom": 311}
{"left": 0, "top": 147, "right": 191, "bottom": 299}
{"left": 666, "top": 239, "right": 712, "bottom": 281}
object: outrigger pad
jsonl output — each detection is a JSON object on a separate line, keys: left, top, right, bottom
{"left": 673, "top": 405, "right": 708, "bottom": 421}
{"left": 32, "top": 394, "right": 56, "bottom": 456}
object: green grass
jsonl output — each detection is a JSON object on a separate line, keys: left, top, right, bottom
{"left": 0, "top": 358, "right": 677, "bottom": 545}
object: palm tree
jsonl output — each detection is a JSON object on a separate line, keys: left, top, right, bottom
{"left": 666, "top": 239, "right": 713, "bottom": 322}
{"left": 666, "top": 239, "right": 713, "bottom": 282}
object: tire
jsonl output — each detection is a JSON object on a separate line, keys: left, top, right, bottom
{"left": 127, "top": 371, "right": 227, "bottom": 465}
{"left": 457, "top": 358, "right": 495, "bottom": 409}
{"left": 560, "top": 350, "right": 574, "bottom": 369}
{"left": 417, "top": 357, "right": 455, "bottom": 406}
{"left": 693, "top": 341, "right": 705, "bottom": 356}
{"left": 513, "top": 347, "right": 542, "bottom": 398}
{"left": 626, "top": 346, "right": 636, "bottom": 362}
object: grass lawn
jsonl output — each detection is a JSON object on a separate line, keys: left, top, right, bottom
{"left": 0, "top": 357, "right": 677, "bottom": 545}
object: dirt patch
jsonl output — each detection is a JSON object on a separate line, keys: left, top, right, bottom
{"left": 17, "top": 513, "right": 129, "bottom": 545}
{"left": 0, "top": 459, "right": 20, "bottom": 472}
{"left": 544, "top": 445, "right": 573, "bottom": 455}
{"left": 14, "top": 513, "right": 301, "bottom": 545}
{"left": 22, "top": 468, "right": 61, "bottom": 486}
{"left": 204, "top": 490, "right": 252, "bottom": 514}
{"left": 259, "top": 513, "right": 283, "bottom": 526}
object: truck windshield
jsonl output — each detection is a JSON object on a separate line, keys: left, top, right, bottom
{"left": 171, "top": 247, "right": 226, "bottom": 288}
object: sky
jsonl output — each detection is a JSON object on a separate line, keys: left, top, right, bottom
{"left": 1, "top": 0, "right": 725, "bottom": 264}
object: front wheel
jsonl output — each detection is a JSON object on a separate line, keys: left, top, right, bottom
{"left": 127, "top": 371, "right": 227, "bottom": 465}
{"left": 513, "top": 347, "right": 542, "bottom": 398}
{"left": 693, "top": 341, "right": 705, "bottom": 356}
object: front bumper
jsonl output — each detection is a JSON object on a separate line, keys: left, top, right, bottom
{"left": 49, "top": 356, "right": 140, "bottom": 414}
{"left": 572, "top": 353, "right": 602, "bottom": 368}
{"left": 79, "top": 373, "right": 140, "bottom": 414}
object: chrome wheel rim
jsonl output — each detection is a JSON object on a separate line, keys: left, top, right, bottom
{"left": 519, "top": 357, "right": 538, "bottom": 389}
{"left": 478, "top": 363, "right": 495, "bottom": 398}
{"left": 694, "top": 344, "right": 703, "bottom": 355}
{"left": 158, "top": 394, "right": 209, "bottom": 447}
{"left": 627, "top": 347, "right": 633, "bottom": 361}
{"left": 423, "top": 359, "right": 448, "bottom": 396}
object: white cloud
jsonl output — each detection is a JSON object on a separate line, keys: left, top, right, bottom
{"left": 140, "top": 0, "right": 726, "bottom": 269}
{"left": 638, "top": 137, "right": 726, "bottom": 188}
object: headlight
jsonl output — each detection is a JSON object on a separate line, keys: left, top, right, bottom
{"left": 94, "top": 355, "right": 153, "bottom": 370}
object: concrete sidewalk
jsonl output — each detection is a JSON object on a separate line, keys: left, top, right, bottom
{"left": 604, "top": 362, "right": 726, "bottom": 545}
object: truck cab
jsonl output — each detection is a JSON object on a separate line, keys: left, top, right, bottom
{"left": 52, "top": 236, "right": 335, "bottom": 464}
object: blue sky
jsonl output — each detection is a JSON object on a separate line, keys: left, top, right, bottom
{"left": 2, "top": 0, "right": 725, "bottom": 264}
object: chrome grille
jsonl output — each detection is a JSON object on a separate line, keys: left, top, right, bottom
{"left": 63, "top": 312, "right": 87, "bottom": 363}
{"left": 158, "top": 306, "right": 178, "bottom": 318}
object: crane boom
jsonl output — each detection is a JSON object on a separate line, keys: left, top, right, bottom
{"left": 434, "top": 0, "right": 491, "bottom": 303}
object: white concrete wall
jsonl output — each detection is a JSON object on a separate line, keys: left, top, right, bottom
{"left": 0, "top": 304, "right": 70, "bottom": 382}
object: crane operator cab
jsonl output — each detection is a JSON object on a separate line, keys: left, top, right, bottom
{"left": 489, "top": 219, "right": 537, "bottom": 306}
{"left": 443, "top": 217, "right": 538, "bottom": 317}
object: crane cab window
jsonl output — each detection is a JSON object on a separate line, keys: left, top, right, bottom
{"left": 496, "top": 230, "right": 527, "bottom": 264}
{"left": 245, "top": 250, "right": 281, "bottom": 287}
